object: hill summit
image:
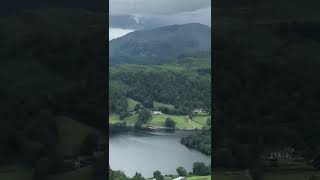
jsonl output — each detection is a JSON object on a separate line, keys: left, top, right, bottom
{"left": 109, "top": 23, "right": 211, "bottom": 64}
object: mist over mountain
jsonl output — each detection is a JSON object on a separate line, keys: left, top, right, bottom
{"left": 110, "top": 15, "right": 164, "bottom": 30}
{"left": 109, "top": 23, "right": 211, "bottom": 64}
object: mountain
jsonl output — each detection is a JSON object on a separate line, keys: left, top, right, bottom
{"left": 109, "top": 23, "right": 211, "bottom": 64}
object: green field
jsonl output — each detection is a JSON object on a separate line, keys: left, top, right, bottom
{"left": 109, "top": 113, "right": 209, "bottom": 130}
{"left": 128, "top": 98, "right": 141, "bottom": 111}
{"left": 55, "top": 116, "right": 99, "bottom": 156}
{"left": 187, "top": 175, "right": 211, "bottom": 180}
{"left": 109, "top": 114, "right": 123, "bottom": 124}
{"left": 191, "top": 116, "right": 209, "bottom": 126}
{"left": 148, "top": 114, "right": 204, "bottom": 130}
{"left": 109, "top": 114, "right": 139, "bottom": 127}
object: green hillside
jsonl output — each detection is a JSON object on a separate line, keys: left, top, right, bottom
{"left": 109, "top": 53, "right": 211, "bottom": 117}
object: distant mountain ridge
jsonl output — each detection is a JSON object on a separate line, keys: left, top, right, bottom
{"left": 109, "top": 23, "right": 211, "bottom": 64}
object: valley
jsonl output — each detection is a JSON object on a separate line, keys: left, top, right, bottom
{"left": 108, "top": 23, "right": 212, "bottom": 179}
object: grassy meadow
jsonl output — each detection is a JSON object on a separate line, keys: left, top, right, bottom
{"left": 109, "top": 112, "right": 209, "bottom": 130}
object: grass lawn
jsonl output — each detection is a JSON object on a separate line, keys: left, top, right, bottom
{"left": 128, "top": 98, "right": 141, "bottom": 111}
{"left": 124, "top": 114, "right": 139, "bottom": 126}
{"left": 109, "top": 114, "right": 138, "bottom": 127}
{"left": 55, "top": 116, "right": 99, "bottom": 156}
{"left": 109, "top": 114, "right": 122, "bottom": 124}
{"left": 148, "top": 114, "right": 204, "bottom": 129}
{"left": 109, "top": 113, "right": 208, "bottom": 130}
{"left": 187, "top": 175, "right": 211, "bottom": 180}
{"left": 191, "top": 116, "right": 210, "bottom": 126}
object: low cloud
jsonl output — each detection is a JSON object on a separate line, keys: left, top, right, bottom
{"left": 110, "top": 0, "right": 211, "bottom": 28}
{"left": 110, "top": 0, "right": 211, "bottom": 15}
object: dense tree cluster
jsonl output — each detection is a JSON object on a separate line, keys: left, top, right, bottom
{"left": 109, "top": 55, "right": 211, "bottom": 116}
{"left": 138, "top": 109, "right": 152, "bottom": 123}
{"left": 192, "top": 162, "right": 211, "bottom": 176}
{"left": 118, "top": 71, "right": 210, "bottom": 114}
{"left": 181, "top": 130, "right": 211, "bottom": 156}
{"left": 176, "top": 167, "right": 187, "bottom": 177}
{"left": 109, "top": 163, "right": 210, "bottom": 180}
{"left": 164, "top": 118, "right": 176, "bottom": 128}
{"left": 153, "top": 170, "right": 164, "bottom": 180}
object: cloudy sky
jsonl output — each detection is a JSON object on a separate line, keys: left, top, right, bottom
{"left": 109, "top": 0, "right": 211, "bottom": 41}
{"left": 109, "top": 0, "right": 211, "bottom": 40}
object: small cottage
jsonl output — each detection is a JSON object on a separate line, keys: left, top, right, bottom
{"left": 193, "top": 108, "right": 206, "bottom": 114}
{"left": 152, "top": 111, "right": 163, "bottom": 115}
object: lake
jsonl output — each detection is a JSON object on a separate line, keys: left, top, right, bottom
{"left": 109, "top": 131, "right": 211, "bottom": 177}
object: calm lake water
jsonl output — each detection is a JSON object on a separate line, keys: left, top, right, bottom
{"left": 109, "top": 131, "right": 211, "bottom": 177}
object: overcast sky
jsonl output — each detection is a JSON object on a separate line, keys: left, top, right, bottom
{"left": 109, "top": 0, "right": 211, "bottom": 26}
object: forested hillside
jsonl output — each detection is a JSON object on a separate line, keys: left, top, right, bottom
{"left": 109, "top": 52, "right": 211, "bottom": 116}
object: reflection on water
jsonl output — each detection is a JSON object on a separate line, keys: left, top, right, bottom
{"left": 109, "top": 131, "right": 210, "bottom": 177}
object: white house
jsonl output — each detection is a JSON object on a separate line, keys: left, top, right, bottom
{"left": 193, "top": 108, "right": 205, "bottom": 114}
{"left": 152, "top": 111, "right": 163, "bottom": 115}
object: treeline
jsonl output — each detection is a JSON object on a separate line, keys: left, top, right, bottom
{"left": 181, "top": 130, "right": 212, "bottom": 156}
{"left": 109, "top": 162, "right": 211, "bottom": 180}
